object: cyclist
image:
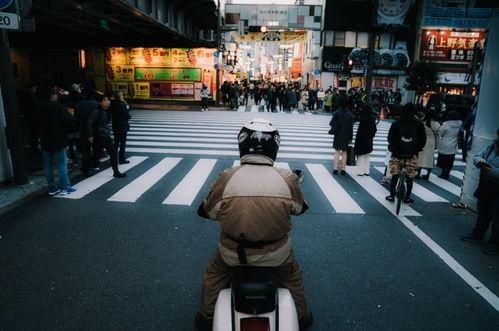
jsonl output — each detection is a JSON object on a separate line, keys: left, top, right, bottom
{"left": 386, "top": 103, "right": 426, "bottom": 204}
{"left": 194, "top": 118, "right": 312, "bottom": 330}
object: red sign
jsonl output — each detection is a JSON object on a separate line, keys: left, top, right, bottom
{"left": 420, "top": 29, "right": 485, "bottom": 62}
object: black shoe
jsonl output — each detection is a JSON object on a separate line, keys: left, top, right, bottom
{"left": 113, "top": 172, "right": 127, "bottom": 178}
{"left": 403, "top": 197, "right": 414, "bottom": 205}
{"left": 385, "top": 195, "right": 395, "bottom": 203}
{"left": 341, "top": 170, "right": 346, "bottom": 175}
{"left": 482, "top": 244, "right": 498, "bottom": 255}
{"left": 119, "top": 160, "right": 130, "bottom": 164}
{"left": 299, "top": 311, "right": 314, "bottom": 330}
{"left": 422, "top": 174, "right": 430, "bottom": 180}
{"left": 333, "top": 169, "right": 338, "bottom": 175}
{"left": 460, "top": 234, "right": 482, "bottom": 243}
{"left": 194, "top": 312, "right": 213, "bottom": 331}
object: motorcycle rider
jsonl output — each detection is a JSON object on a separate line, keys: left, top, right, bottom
{"left": 195, "top": 118, "right": 313, "bottom": 330}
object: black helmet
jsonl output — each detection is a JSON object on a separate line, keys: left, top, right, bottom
{"left": 238, "top": 118, "right": 280, "bottom": 161}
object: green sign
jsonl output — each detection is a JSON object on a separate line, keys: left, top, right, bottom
{"left": 135, "top": 67, "right": 202, "bottom": 81}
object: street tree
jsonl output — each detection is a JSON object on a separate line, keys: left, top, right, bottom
{"left": 404, "top": 61, "right": 439, "bottom": 104}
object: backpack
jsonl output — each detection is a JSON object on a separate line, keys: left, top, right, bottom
{"left": 397, "top": 123, "right": 419, "bottom": 157}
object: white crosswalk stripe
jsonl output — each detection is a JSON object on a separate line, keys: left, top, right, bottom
{"left": 163, "top": 159, "right": 217, "bottom": 205}
{"left": 108, "top": 157, "right": 182, "bottom": 203}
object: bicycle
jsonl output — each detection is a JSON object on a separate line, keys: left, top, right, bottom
{"left": 395, "top": 158, "right": 408, "bottom": 216}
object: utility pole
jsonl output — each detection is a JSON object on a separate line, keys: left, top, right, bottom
{"left": 365, "top": 0, "right": 379, "bottom": 104}
{"left": 0, "top": 29, "right": 27, "bottom": 184}
{"left": 216, "top": 0, "right": 221, "bottom": 106}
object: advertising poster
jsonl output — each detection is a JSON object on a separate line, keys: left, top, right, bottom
{"left": 110, "top": 82, "right": 130, "bottom": 97}
{"left": 105, "top": 47, "right": 216, "bottom": 101}
{"left": 420, "top": 30, "right": 485, "bottom": 62}
{"left": 133, "top": 83, "right": 150, "bottom": 99}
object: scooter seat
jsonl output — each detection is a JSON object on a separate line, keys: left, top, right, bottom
{"left": 231, "top": 266, "right": 277, "bottom": 314}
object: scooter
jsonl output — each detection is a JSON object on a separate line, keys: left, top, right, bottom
{"left": 212, "top": 266, "right": 299, "bottom": 331}
{"left": 212, "top": 169, "right": 305, "bottom": 331}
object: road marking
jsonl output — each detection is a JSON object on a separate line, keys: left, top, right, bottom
{"left": 108, "top": 157, "right": 182, "bottom": 203}
{"left": 57, "top": 156, "right": 148, "bottom": 199}
{"left": 450, "top": 170, "right": 464, "bottom": 180}
{"left": 374, "top": 167, "right": 448, "bottom": 202}
{"left": 398, "top": 215, "right": 499, "bottom": 312}
{"left": 250, "top": 105, "right": 259, "bottom": 112}
{"left": 163, "top": 159, "right": 217, "bottom": 205}
{"left": 237, "top": 105, "right": 246, "bottom": 112}
{"left": 306, "top": 164, "right": 365, "bottom": 214}
{"left": 428, "top": 173, "right": 461, "bottom": 196}
{"left": 345, "top": 166, "right": 421, "bottom": 217}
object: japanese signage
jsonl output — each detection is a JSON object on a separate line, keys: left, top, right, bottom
{"left": 105, "top": 47, "right": 216, "bottom": 101}
{"left": 420, "top": 29, "right": 485, "bottom": 62}
{"left": 236, "top": 31, "right": 306, "bottom": 43}
{"left": 135, "top": 68, "right": 202, "bottom": 82}
{"left": 373, "top": 77, "right": 397, "bottom": 89}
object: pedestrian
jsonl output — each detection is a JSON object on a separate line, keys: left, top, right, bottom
{"left": 324, "top": 89, "right": 333, "bottom": 113}
{"left": 75, "top": 89, "right": 99, "bottom": 176}
{"left": 416, "top": 110, "right": 440, "bottom": 180}
{"left": 87, "top": 94, "right": 126, "bottom": 178}
{"left": 286, "top": 87, "right": 297, "bottom": 112}
{"left": 461, "top": 111, "right": 475, "bottom": 163}
{"left": 110, "top": 91, "right": 131, "bottom": 164}
{"left": 200, "top": 84, "right": 209, "bottom": 111}
{"left": 437, "top": 111, "right": 462, "bottom": 179}
{"left": 460, "top": 129, "right": 499, "bottom": 255}
{"left": 194, "top": 119, "right": 313, "bottom": 331}
{"left": 38, "top": 87, "right": 76, "bottom": 196}
{"left": 354, "top": 104, "right": 377, "bottom": 176}
{"left": 331, "top": 98, "right": 354, "bottom": 175}
{"left": 385, "top": 103, "right": 426, "bottom": 204}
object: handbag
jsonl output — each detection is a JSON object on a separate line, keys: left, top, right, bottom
{"left": 346, "top": 145, "right": 356, "bottom": 166}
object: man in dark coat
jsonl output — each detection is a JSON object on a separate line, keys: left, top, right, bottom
{"left": 75, "top": 90, "right": 99, "bottom": 176}
{"left": 87, "top": 94, "right": 126, "bottom": 178}
{"left": 354, "top": 104, "right": 377, "bottom": 176}
{"left": 386, "top": 103, "right": 426, "bottom": 204}
{"left": 110, "top": 91, "right": 131, "bottom": 164}
{"left": 332, "top": 98, "right": 354, "bottom": 175}
{"left": 39, "top": 87, "right": 76, "bottom": 195}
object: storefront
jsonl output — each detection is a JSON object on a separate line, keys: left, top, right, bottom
{"left": 105, "top": 47, "right": 217, "bottom": 101}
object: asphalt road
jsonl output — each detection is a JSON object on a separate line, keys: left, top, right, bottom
{"left": 0, "top": 110, "right": 498, "bottom": 330}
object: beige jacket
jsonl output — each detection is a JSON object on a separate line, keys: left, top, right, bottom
{"left": 200, "top": 154, "right": 307, "bottom": 266}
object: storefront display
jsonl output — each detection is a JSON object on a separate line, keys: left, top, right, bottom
{"left": 105, "top": 47, "right": 217, "bottom": 101}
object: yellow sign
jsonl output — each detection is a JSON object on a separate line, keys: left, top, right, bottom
{"left": 133, "top": 83, "right": 150, "bottom": 99}
{"left": 110, "top": 82, "right": 130, "bottom": 97}
{"left": 106, "top": 64, "right": 134, "bottom": 82}
{"left": 351, "top": 77, "right": 364, "bottom": 88}
{"left": 105, "top": 48, "right": 127, "bottom": 65}
{"left": 236, "top": 31, "right": 307, "bottom": 43}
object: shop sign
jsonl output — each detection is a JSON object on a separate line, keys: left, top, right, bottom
{"left": 133, "top": 83, "right": 150, "bottom": 99}
{"left": 110, "top": 82, "right": 130, "bottom": 98}
{"left": 322, "top": 61, "right": 344, "bottom": 72}
{"left": 106, "top": 47, "right": 127, "bottom": 64}
{"left": 171, "top": 83, "right": 194, "bottom": 96}
{"left": 135, "top": 68, "right": 202, "bottom": 81}
{"left": 106, "top": 64, "right": 134, "bottom": 82}
{"left": 437, "top": 72, "right": 469, "bottom": 85}
{"left": 236, "top": 31, "right": 306, "bottom": 43}
{"left": 420, "top": 29, "right": 485, "bottom": 62}
{"left": 373, "top": 77, "right": 397, "bottom": 89}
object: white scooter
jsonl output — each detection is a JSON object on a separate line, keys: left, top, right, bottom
{"left": 212, "top": 266, "right": 299, "bottom": 331}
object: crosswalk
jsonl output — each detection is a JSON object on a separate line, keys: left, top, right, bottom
{"left": 59, "top": 110, "right": 466, "bottom": 218}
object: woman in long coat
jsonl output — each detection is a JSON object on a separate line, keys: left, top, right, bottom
{"left": 354, "top": 104, "right": 377, "bottom": 176}
{"left": 332, "top": 98, "right": 354, "bottom": 175}
{"left": 437, "top": 111, "right": 462, "bottom": 179}
{"left": 416, "top": 111, "right": 440, "bottom": 179}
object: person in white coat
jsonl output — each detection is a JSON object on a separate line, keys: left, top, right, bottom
{"left": 416, "top": 111, "right": 441, "bottom": 180}
{"left": 437, "top": 111, "right": 462, "bottom": 179}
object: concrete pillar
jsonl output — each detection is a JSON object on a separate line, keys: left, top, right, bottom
{"left": 460, "top": 16, "right": 499, "bottom": 211}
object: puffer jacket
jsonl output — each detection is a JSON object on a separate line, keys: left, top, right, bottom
{"left": 199, "top": 154, "right": 308, "bottom": 266}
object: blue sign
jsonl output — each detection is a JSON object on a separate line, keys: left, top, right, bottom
{"left": 314, "top": 68, "right": 321, "bottom": 75}
{"left": 213, "top": 51, "right": 220, "bottom": 58}
{"left": 0, "top": 0, "right": 13, "bottom": 10}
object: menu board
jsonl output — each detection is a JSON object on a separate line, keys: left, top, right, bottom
{"left": 106, "top": 64, "right": 135, "bottom": 82}
{"left": 133, "top": 83, "right": 150, "bottom": 99}
{"left": 135, "top": 68, "right": 202, "bottom": 81}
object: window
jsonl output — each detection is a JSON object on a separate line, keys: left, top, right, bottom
{"left": 357, "top": 32, "right": 368, "bottom": 48}
{"left": 334, "top": 31, "right": 345, "bottom": 47}
{"left": 324, "top": 31, "right": 334, "bottom": 47}
{"left": 378, "top": 33, "right": 392, "bottom": 49}
{"left": 345, "top": 31, "right": 356, "bottom": 47}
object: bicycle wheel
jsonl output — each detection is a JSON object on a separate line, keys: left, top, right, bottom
{"left": 395, "top": 174, "right": 406, "bottom": 216}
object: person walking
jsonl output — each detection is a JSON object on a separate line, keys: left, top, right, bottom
{"left": 39, "top": 87, "right": 76, "bottom": 196}
{"left": 385, "top": 103, "right": 426, "bottom": 204}
{"left": 416, "top": 110, "right": 440, "bottom": 180}
{"left": 87, "top": 94, "right": 126, "bottom": 178}
{"left": 331, "top": 98, "right": 354, "bottom": 175}
{"left": 75, "top": 89, "right": 99, "bottom": 176}
{"left": 286, "top": 86, "right": 297, "bottom": 112}
{"left": 110, "top": 91, "right": 131, "bottom": 164}
{"left": 437, "top": 111, "right": 462, "bottom": 179}
{"left": 460, "top": 130, "right": 499, "bottom": 255}
{"left": 354, "top": 104, "right": 377, "bottom": 176}
{"left": 200, "top": 84, "right": 209, "bottom": 112}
